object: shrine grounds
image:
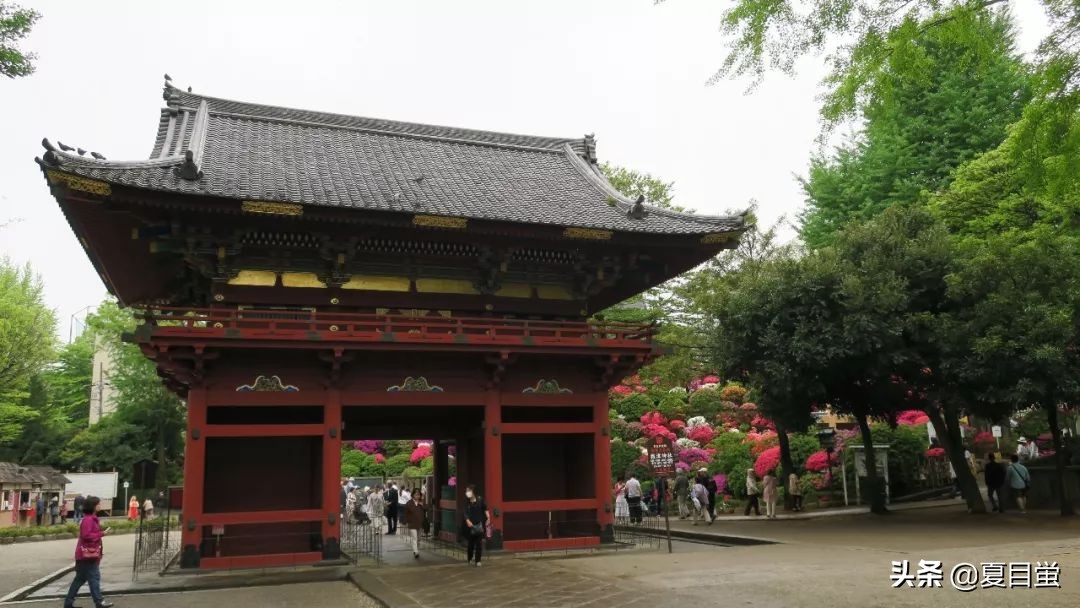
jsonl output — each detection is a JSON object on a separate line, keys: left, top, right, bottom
{"left": 2, "top": 504, "right": 1078, "bottom": 608}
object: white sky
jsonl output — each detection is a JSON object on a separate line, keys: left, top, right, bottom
{"left": 0, "top": 0, "right": 1051, "bottom": 339}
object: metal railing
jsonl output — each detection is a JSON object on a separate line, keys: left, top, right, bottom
{"left": 339, "top": 516, "right": 382, "bottom": 566}
{"left": 132, "top": 501, "right": 180, "bottom": 579}
{"left": 132, "top": 306, "right": 655, "bottom": 349}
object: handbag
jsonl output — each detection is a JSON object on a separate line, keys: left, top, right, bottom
{"left": 80, "top": 542, "right": 101, "bottom": 559}
{"left": 470, "top": 523, "right": 484, "bottom": 537}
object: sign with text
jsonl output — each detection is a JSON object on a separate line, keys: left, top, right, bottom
{"left": 992, "top": 425, "right": 1002, "bottom": 438}
{"left": 647, "top": 436, "right": 675, "bottom": 477}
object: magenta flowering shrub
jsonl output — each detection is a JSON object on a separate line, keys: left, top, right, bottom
{"left": 448, "top": 476, "right": 456, "bottom": 487}
{"left": 410, "top": 444, "right": 432, "bottom": 464}
{"left": 897, "top": 410, "right": 930, "bottom": 425}
{"left": 676, "top": 462, "right": 691, "bottom": 472}
{"left": 677, "top": 447, "right": 712, "bottom": 465}
{"left": 804, "top": 450, "right": 836, "bottom": 472}
{"left": 754, "top": 445, "right": 781, "bottom": 477}
{"left": 713, "top": 473, "right": 727, "bottom": 495}
{"left": 925, "top": 447, "right": 946, "bottom": 458}
{"left": 640, "top": 411, "right": 668, "bottom": 426}
{"left": 353, "top": 440, "right": 382, "bottom": 454}
{"left": 670, "top": 419, "right": 687, "bottom": 432}
{"left": 686, "top": 424, "right": 716, "bottom": 445}
{"left": 750, "top": 415, "right": 776, "bottom": 432}
{"left": 374, "top": 453, "right": 385, "bottom": 464}
{"left": 643, "top": 424, "right": 676, "bottom": 440}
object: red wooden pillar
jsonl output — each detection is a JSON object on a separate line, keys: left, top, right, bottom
{"left": 322, "top": 387, "right": 342, "bottom": 558}
{"left": 594, "top": 390, "right": 614, "bottom": 542}
{"left": 180, "top": 384, "right": 207, "bottom": 567}
{"left": 483, "top": 388, "right": 503, "bottom": 548}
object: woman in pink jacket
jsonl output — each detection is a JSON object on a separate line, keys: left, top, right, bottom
{"left": 63, "top": 496, "right": 113, "bottom": 608}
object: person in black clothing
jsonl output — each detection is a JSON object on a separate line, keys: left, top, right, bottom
{"left": 702, "top": 470, "right": 718, "bottom": 520}
{"left": 339, "top": 478, "right": 348, "bottom": 517}
{"left": 984, "top": 453, "right": 1006, "bottom": 512}
{"left": 462, "top": 484, "right": 489, "bottom": 567}
{"left": 384, "top": 484, "right": 399, "bottom": 534}
{"left": 73, "top": 495, "right": 85, "bottom": 523}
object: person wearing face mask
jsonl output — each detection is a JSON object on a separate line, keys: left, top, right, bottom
{"left": 462, "top": 484, "right": 489, "bottom": 567}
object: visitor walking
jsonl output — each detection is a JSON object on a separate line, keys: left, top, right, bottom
{"left": 367, "top": 485, "right": 386, "bottom": 533}
{"left": 1005, "top": 454, "right": 1031, "bottom": 513}
{"left": 702, "top": 469, "right": 718, "bottom": 519}
{"left": 384, "top": 483, "right": 399, "bottom": 534}
{"left": 127, "top": 496, "right": 139, "bottom": 521}
{"left": 142, "top": 497, "right": 155, "bottom": 520}
{"left": 63, "top": 496, "right": 113, "bottom": 608}
{"left": 35, "top": 494, "right": 44, "bottom": 526}
{"left": 674, "top": 471, "right": 689, "bottom": 519}
{"left": 625, "top": 473, "right": 643, "bottom": 524}
{"left": 398, "top": 486, "right": 411, "bottom": 528}
{"left": 788, "top": 472, "right": 803, "bottom": 512}
{"left": 984, "top": 453, "right": 1006, "bottom": 512}
{"left": 690, "top": 478, "right": 712, "bottom": 525}
{"left": 340, "top": 478, "right": 349, "bottom": 517}
{"left": 50, "top": 497, "right": 60, "bottom": 525}
{"left": 73, "top": 495, "right": 85, "bottom": 523}
{"left": 403, "top": 491, "right": 424, "bottom": 559}
{"left": 744, "top": 469, "right": 761, "bottom": 516}
{"left": 1017, "top": 437, "right": 1039, "bottom": 462}
{"left": 762, "top": 469, "right": 779, "bottom": 519}
{"left": 462, "top": 484, "right": 489, "bottom": 567}
{"left": 345, "top": 486, "right": 358, "bottom": 523}
{"left": 613, "top": 476, "right": 630, "bottom": 520}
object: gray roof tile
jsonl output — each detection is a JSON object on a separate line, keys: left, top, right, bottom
{"left": 41, "top": 83, "right": 745, "bottom": 235}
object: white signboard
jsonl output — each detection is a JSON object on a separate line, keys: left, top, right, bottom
{"left": 992, "top": 425, "right": 1002, "bottom": 438}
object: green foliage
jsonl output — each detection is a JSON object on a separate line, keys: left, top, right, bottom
{"left": 0, "top": 1, "right": 40, "bottom": 78}
{"left": 800, "top": 8, "right": 1029, "bottom": 248}
{"left": 657, "top": 392, "right": 687, "bottom": 420}
{"left": 383, "top": 453, "right": 412, "bottom": 477}
{"left": 0, "top": 260, "right": 56, "bottom": 444}
{"left": 612, "top": 393, "right": 654, "bottom": 420}
{"left": 687, "top": 387, "right": 723, "bottom": 419}
{"left": 384, "top": 440, "right": 415, "bottom": 457}
{"left": 599, "top": 163, "right": 684, "bottom": 211}
{"left": 60, "top": 413, "right": 143, "bottom": 475}
{"left": 708, "top": 431, "right": 754, "bottom": 497}
{"left": 868, "top": 422, "right": 932, "bottom": 497}
{"left": 610, "top": 439, "right": 641, "bottom": 482}
{"left": 786, "top": 432, "right": 821, "bottom": 473}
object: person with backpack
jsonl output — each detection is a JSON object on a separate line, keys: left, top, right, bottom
{"left": 690, "top": 478, "right": 712, "bottom": 525}
{"left": 744, "top": 469, "right": 761, "bottom": 516}
{"left": 1005, "top": 454, "right": 1031, "bottom": 513}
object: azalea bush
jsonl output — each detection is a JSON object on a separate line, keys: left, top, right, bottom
{"left": 613, "top": 393, "right": 654, "bottom": 420}
{"left": 719, "top": 383, "right": 748, "bottom": 404}
{"left": 688, "top": 387, "right": 724, "bottom": 419}
{"left": 804, "top": 450, "right": 837, "bottom": 473}
{"left": 754, "top": 445, "right": 781, "bottom": 477}
{"left": 896, "top": 410, "right": 930, "bottom": 426}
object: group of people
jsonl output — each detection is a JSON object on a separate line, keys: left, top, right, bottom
{"left": 618, "top": 467, "right": 803, "bottom": 525}
{"left": 983, "top": 453, "right": 1032, "bottom": 513}
{"left": 126, "top": 495, "right": 159, "bottom": 521}
{"left": 338, "top": 478, "right": 491, "bottom": 566}
{"left": 33, "top": 494, "right": 62, "bottom": 526}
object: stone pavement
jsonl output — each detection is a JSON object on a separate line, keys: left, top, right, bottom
{"left": 4, "top": 504, "right": 1080, "bottom": 607}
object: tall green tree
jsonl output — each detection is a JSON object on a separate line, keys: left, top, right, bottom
{"left": 0, "top": 259, "right": 56, "bottom": 443}
{"left": 0, "top": 1, "right": 40, "bottom": 78}
{"left": 799, "top": 8, "right": 1029, "bottom": 247}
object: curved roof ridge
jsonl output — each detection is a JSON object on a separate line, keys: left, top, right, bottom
{"left": 561, "top": 144, "right": 745, "bottom": 227}
{"left": 166, "top": 83, "right": 587, "bottom": 154}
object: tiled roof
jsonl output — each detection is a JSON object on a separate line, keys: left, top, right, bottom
{"left": 0, "top": 462, "right": 70, "bottom": 487}
{"left": 38, "top": 81, "right": 745, "bottom": 235}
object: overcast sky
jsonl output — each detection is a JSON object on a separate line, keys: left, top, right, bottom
{"left": 0, "top": 0, "right": 1050, "bottom": 339}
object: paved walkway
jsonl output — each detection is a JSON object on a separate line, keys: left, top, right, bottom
{"left": 3, "top": 504, "right": 1079, "bottom": 607}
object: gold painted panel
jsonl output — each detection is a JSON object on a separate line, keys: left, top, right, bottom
{"left": 495, "top": 283, "right": 533, "bottom": 298}
{"left": 241, "top": 201, "right": 303, "bottom": 216}
{"left": 281, "top": 272, "right": 327, "bottom": 288}
{"left": 536, "top": 285, "right": 574, "bottom": 300}
{"left": 342, "top": 275, "right": 411, "bottom": 292}
{"left": 563, "top": 227, "right": 612, "bottom": 240}
{"left": 700, "top": 232, "right": 732, "bottom": 244}
{"left": 415, "top": 278, "right": 478, "bottom": 295}
{"left": 46, "top": 170, "right": 111, "bottom": 197}
{"left": 228, "top": 270, "right": 278, "bottom": 287}
{"left": 412, "top": 214, "right": 468, "bottom": 229}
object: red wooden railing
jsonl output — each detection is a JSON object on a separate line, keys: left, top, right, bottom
{"left": 133, "top": 306, "right": 655, "bottom": 351}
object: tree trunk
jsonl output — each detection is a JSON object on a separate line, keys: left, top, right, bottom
{"left": 855, "top": 412, "right": 887, "bottom": 514}
{"left": 1046, "top": 403, "right": 1075, "bottom": 516}
{"left": 926, "top": 402, "right": 986, "bottom": 513}
{"left": 776, "top": 423, "right": 795, "bottom": 510}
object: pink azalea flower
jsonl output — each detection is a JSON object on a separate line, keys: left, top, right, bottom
{"left": 754, "top": 446, "right": 781, "bottom": 477}
{"left": 925, "top": 447, "right": 946, "bottom": 458}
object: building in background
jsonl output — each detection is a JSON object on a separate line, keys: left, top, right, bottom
{"left": 89, "top": 342, "right": 117, "bottom": 425}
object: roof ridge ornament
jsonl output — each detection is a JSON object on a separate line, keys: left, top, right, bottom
{"left": 174, "top": 150, "right": 202, "bottom": 180}
{"left": 627, "top": 195, "right": 648, "bottom": 220}
{"left": 583, "top": 133, "right": 597, "bottom": 164}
